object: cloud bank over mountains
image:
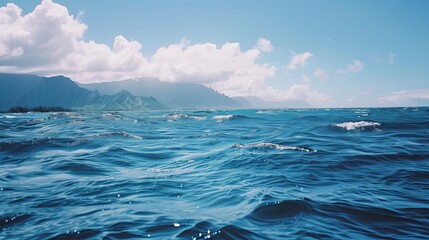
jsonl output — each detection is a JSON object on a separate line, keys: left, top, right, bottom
{"left": 0, "top": 0, "right": 330, "bottom": 106}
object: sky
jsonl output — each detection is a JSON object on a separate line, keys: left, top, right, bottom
{"left": 1, "top": 0, "right": 428, "bottom": 107}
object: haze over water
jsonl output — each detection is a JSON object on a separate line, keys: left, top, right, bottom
{"left": 1, "top": 108, "right": 428, "bottom": 239}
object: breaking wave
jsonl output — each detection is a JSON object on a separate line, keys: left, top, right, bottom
{"left": 333, "top": 121, "right": 381, "bottom": 130}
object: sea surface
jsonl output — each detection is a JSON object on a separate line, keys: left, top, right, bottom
{"left": 1, "top": 108, "right": 428, "bottom": 239}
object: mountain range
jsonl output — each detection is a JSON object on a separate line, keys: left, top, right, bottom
{"left": 81, "top": 78, "right": 241, "bottom": 109}
{"left": 0, "top": 73, "right": 164, "bottom": 111}
{"left": 0, "top": 73, "right": 312, "bottom": 111}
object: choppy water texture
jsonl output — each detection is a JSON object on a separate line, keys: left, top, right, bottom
{"left": 1, "top": 108, "right": 429, "bottom": 239}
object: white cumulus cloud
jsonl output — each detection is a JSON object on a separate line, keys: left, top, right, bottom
{"left": 348, "top": 59, "right": 363, "bottom": 73}
{"left": 147, "top": 40, "right": 275, "bottom": 86}
{"left": 262, "top": 84, "right": 331, "bottom": 106}
{"left": 287, "top": 52, "right": 313, "bottom": 70}
{"left": 336, "top": 59, "right": 363, "bottom": 74}
{"left": 255, "top": 38, "right": 273, "bottom": 52}
{"left": 313, "top": 68, "right": 328, "bottom": 80}
{"left": 0, "top": 0, "right": 275, "bottom": 87}
{"left": 301, "top": 74, "right": 310, "bottom": 83}
{"left": 0, "top": 0, "right": 148, "bottom": 81}
{"left": 0, "top": 0, "right": 331, "bottom": 106}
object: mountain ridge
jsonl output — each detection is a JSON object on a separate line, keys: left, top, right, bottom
{"left": 0, "top": 73, "right": 165, "bottom": 111}
{"left": 81, "top": 78, "right": 242, "bottom": 109}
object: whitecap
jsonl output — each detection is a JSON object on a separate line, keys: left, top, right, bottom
{"left": 0, "top": 115, "right": 16, "bottom": 118}
{"left": 165, "top": 113, "right": 188, "bottom": 120}
{"left": 256, "top": 110, "right": 275, "bottom": 115}
{"left": 212, "top": 115, "right": 234, "bottom": 121}
{"left": 164, "top": 113, "right": 206, "bottom": 121}
{"left": 334, "top": 121, "right": 381, "bottom": 130}
{"left": 234, "top": 142, "right": 317, "bottom": 153}
{"left": 189, "top": 116, "right": 207, "bottom": 121}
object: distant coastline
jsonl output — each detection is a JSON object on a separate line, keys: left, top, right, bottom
{"left": 5, "top": 106, "right": 69, "bottom": 113}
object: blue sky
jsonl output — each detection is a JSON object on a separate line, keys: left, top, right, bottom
{"left": 1, "top": 0, "right": 429, "bottom": 107}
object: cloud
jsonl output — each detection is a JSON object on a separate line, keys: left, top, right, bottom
{"left": 0, "top": 0, "right": 275, "bottom": 86}
{"left": 347, "top": 59, "right": 363, "bottom": 73}
{"left": 147, "top": 40, "right": 275, "bottom": 87}
{"left": 0, "top": 1, "right": 86, "bottom": 63}
{"left": 287, "top": 52, "right": 313, "bottom": 70}
{"left": 388, "top": 52, "right": 395, "bottom": 65}
{"left": 262, "top": 84, "right": 331, "bottom": 106}
{"left": 301, "top": 74, "right": 310, "bottom": 83}
{"left": 313, "top": 68, "right": 328, "bottom": 80}
{"left": 0, "top": 0, "right": 148, "bottom": 81}
{"left": 255, "top": 38, "right": 273, "bottom": 53}
{"left": 0, "top": 0, "right": 332, "bottom": 106}
{"left": 378, "top": 89, "right": 429, "bottom": 106}
{"left": 285, "top": 84, "right": 330, "bottom": 103}
{"left": 336, "top": 59, "right": 363, "bottom": 74}
{"left": 147, "top": 39, "right": 279, "bottom": 100}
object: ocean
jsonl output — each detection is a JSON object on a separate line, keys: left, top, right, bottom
{"left": 0, "top": 108, "right": 428, "bottom": 239}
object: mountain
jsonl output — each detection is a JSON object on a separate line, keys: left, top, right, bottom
{"left": 231, "top": 97, "right": 253, "bottom": 108}
{"left": 232, "top": 96, "right": 311, "bottom": 109}
{"left": 0, "top": 73, "right": 165, "bottom": 111}
{"left": 83, "top": 90, "right": 164, "bottom": 111}
{"left": 81, "top": 78, "right": 242, "bottom": 109}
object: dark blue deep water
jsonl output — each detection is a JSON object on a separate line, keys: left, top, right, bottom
{"left": 1, "top": 108, "right": 428, "bottom": 239}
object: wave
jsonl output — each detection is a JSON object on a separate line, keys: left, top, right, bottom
{"left": 93, "top": 131, "right": 142, "bottom": 139}
{"left": 162, "top": 113, "right": 250, "bottom": 122}
{"left": 0, "top": 213, "right": 33, "bottom": 229}
{"left": 2, "top": 108, "right": 428, "bottom": 239}
{"left": 234, "top": 142, "right": 317, "bottom": 152}
{"left": 50, "top": 162, "right": 108, "bottom": 176}
{"left": 177, "top": 222, "right": 261, "bottom": 240}
{"left": 245, "top": 198, "right": 428, "bottom": 238}
{"left": 256, "top": 110, "right": 276, "bottom": 114}
{"left": 165, "top": 113, "right": 207, "bottom": 121}
{"left": 212, "top": 114, "right": 251, "bottom": 121}
{"left": 0, "top": 115, "right": 17, "bottom": 118}
{"left": 333, "top": 121, "right": 381, "bottom": 130}
{"left": 93, "top": 112, "right": 129, "bottom": 121}
{"left": 212, "top": 114, "right": 234, "bottom": 121}
{"left": 248, "top": 199, "right": 313, "bottom": 222}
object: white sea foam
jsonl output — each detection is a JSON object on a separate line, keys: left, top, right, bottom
{"left": 0, "top": 115, "right": 16, "bottom": 118}
{"left": 212, "top": 115, "right": 234, "bottom": 121}
{"left": 256, "top": 110, "right": 276, "bottom": 115}
{"left": 234, "top": 142, "right": 317, "bottom": 152}
{"left": 334, "top": 121, "right": 381, "bottom": 130}
{"left": 164, "top": 113, "right": 206, "bottom": 121}
{"left": 165, "top": 113, "right": 188, "bottom": 120}
{"left": 94, "top": 131, "right": 143, "bottom": 139}
{"left": 189, "top": 116, "right": 207, "bottom": 121}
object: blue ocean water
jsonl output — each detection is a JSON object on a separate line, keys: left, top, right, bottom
{"left": 0, "top": 108, "right": 428, "bottom": 239}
